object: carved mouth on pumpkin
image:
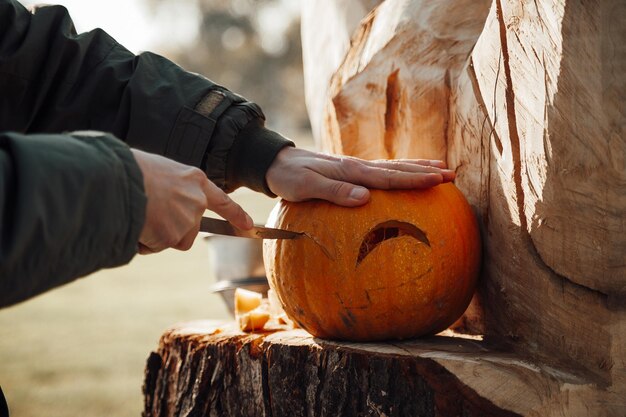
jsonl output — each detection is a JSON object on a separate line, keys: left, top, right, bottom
{"left": 356, "top": 220, "right": 430, "bottom": 266}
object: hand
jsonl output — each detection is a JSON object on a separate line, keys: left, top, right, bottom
{"left": 266, "top": 147, "right": 456, "bottom": 206}
{"left": 131, "top": 149, "right": 253, "bottom": 254}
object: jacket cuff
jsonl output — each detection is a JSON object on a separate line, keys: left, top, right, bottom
{"left": 167, "top": 88, "right": 294, "bottom": 196}
{"left": 225, "top": 119, "right": 295, "bottom": 196}
{"left": 107, "top": 138, "right": 147, "bottom": 260}
{"left": 74, "top": 132, "right": 147, "bottom": 261}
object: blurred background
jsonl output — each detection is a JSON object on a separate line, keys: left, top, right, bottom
{"left": 0, "top": 0, "right": 312, "bottom": 416}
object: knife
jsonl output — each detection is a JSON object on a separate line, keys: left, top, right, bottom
{"left": 200, "top": 217, "right": 303, "bottom": 240}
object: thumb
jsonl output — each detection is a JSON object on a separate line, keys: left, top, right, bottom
{"left": 202, "top": 179, "right": 254, "bottom": 230}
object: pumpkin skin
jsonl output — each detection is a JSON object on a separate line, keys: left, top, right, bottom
{"left": 263, "top": 183, "right": 481, "bottom": 341}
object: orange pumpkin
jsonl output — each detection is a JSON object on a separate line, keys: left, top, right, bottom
{"left": 263, "top": 183, "right": 481, "bottom": 341}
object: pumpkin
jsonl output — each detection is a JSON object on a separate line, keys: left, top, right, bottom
{"left": 263, "top": 183, "right": 481, "bottom": 341}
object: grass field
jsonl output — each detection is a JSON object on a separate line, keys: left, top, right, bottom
{"left": 0, "top": 188, "right": 280, "bottom": 417}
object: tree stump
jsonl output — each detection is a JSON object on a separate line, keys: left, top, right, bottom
{"left": 142, "top": 320, "right": 615, "bottom": 417}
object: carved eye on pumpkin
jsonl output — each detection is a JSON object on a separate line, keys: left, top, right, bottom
{"left": 356, "top": 220, "right": 430, "bottom": 266}
{"left": 263, "top": 184, "right": 481, "bottom": 342}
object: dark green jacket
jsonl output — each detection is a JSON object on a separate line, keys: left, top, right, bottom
{"left": 0, "top": 0, "right": 293, "bottom": 307}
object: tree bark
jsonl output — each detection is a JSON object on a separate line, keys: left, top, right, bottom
{"left": 143, "top": 320, "right": 620, "bottom": 417}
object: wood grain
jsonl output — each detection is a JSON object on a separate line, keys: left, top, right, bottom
{"left": 302, "top": 0, "right": 625, "bottom": 397}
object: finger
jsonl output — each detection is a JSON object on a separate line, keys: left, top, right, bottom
{"left": 382, "top": 158, "right": 448, "bottom": 169}
{"left": 304, "top": 173, "right": 371, "bottom": 207}
{"left": 137, "top": 243, "right": 158, "bottom": 255}
{"left": 202, "top": 179, "right": 254, "bottom": 230}
{"left": 343, "top": 165, "right": 445, "bottom": 190}
{"left": 368, "top": 169, "right": 445, "bottom": 189}
{"left": 351, "top": 159, "right": 455, "bottom": 181}
{"left": 174, "top": 227, "right": 199, "bottom": 251}
{"left": 338, "top": 154, "right": 448, "bottom": 169}
{"left": 315, "top": 159, "right": 447, "bottom": 189}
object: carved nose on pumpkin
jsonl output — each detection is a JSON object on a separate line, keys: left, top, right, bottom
{"left": 356, "top": 220, "right": 430, "bottom": 266}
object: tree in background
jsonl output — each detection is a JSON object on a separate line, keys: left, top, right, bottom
{"left": 149, "top": 0, "right": 310, "bottom": 135}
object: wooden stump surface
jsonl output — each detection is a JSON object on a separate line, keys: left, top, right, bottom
{"left": 143, "top": 321, "right": 623, "bottom": 417}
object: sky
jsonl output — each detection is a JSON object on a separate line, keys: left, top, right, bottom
{"left": 21, "top": 0, "right": 199, "bottom": 53}
{"left": 20, "top": 0, "right": 302, "bottom": 55}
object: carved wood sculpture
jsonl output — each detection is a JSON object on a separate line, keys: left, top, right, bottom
{"left": 302, "top": 0, "right": 626, "bottom": 413}
{"left": 143, "top": 1, "right": 624, "bottom": 416}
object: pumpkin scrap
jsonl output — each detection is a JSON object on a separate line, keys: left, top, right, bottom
{"left": 235, "top": 288, "right": 298, "bottom": 332}
{"left": 234, "top": 288, "right": 262, "bottom": 316}
{"left": 238, "top": 307, "right": 271, "bottom": 332}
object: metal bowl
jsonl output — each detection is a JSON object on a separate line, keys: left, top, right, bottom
{"left": 205, "top": 235, "right": 269, "bottom": 316}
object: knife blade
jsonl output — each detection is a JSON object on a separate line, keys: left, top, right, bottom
{"left": 200, "top": 217, "right": 303, "bottom": 240}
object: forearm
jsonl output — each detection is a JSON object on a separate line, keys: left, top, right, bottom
{"left": 0, "top": 131, "right": 146, "bottom": 307}
{"left": 0, "top": 0, "right": 214, "bottom": 148}
{"left": 0, "top": 0, "right": 293, "bottom": 195}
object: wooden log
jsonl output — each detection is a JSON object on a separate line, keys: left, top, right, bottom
{"left": 302, "top": 0, "right": 625, "bottom": 394}
{"left": 320, "top": 0, "right": 492, "bottom": 159}
{"left": 447, "top": 0, "right": 626, "bottom": 387}
{"left": 301, "top": 0, "right": 383, "bottom": 147}
{"left": 143, "top": 321, "right": 623, "bottom": 417}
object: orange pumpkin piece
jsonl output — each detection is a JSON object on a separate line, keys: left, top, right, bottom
{"left": 263, "top": 183, "right": 481, "bottom": 341}
{"left": 238, "top": 307, "right": 271, "bottom": 332}
{"left": 235, "top": 288, "right": 268, "bottom": 332}
{"left": 234, "top": 288, "right": 262, "bottom": 316}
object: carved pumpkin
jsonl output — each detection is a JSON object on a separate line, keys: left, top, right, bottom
{"left": 263, "top": 183, "right": 481, "bottom": 341}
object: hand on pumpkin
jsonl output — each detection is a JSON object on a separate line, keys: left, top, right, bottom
{"left": 266, "top": 147, "right": 456, "bottom": 206}
{"left": 131, "top": 149, "right": 253, "bottom": 254}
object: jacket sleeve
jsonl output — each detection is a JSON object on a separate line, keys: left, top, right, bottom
{"left": 0, "top": 131, "right": 146, "bottom": 308}
{"left": 0, "top": 0, "right": 293, "bottom": 195}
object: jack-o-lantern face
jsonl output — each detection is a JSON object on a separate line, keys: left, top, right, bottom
{"left": 263, "top": 183, "right": 481, "bottom": 341}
